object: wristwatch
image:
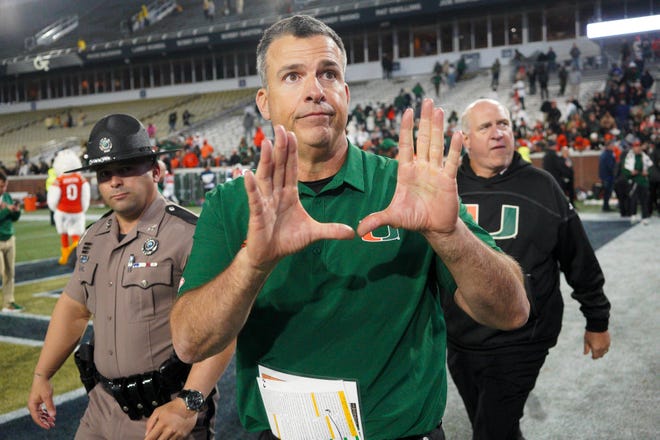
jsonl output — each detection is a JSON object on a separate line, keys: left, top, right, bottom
{"left": 178, "top": 389, "right": 206, "bottom": 412}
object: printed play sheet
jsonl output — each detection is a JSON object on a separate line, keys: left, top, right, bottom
{"left": 257, "top": 365, "right": 363, "bottom": 440}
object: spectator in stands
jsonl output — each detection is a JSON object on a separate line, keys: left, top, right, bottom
{"left": 558, "top": 64, "right": 568, "bottom": 96}
{"left": 490, "top": 58, "right": 500, "bottom": 91}
{"left": 640, "top": 69, "right": 654, "bottom": 92}
{"left": 447, "top": 63, "right": 457, "bottom": 89}
{"left": 182, "top": 147, "right": 200, "bottom": 168}
{"left": 457, "top": 56, "right": 467, "bottom": 80}
{"left": 381, "top": 52, "right": 393, "bottom": 80}
{"left": 183, "top": 109, "right": 194, "bottom": 126}
{"left": 512, "top": 77, "right": 526, "bottom": 110}
{"left": 568, "top": 65, "right": 582, "bottom": 99}
{"left": 17, "top": 146, "right": 28, "bottom": 165}
{"left": 432, "top": 69, "right": 443, "bottom": 98}
{"left": 640, "top": 35, "right": 653, "bottom": 65}
{"left": 570, "top": 42, "right": 581, "bottom": 70}
{"left": 170, "top": 150, "right": 182, "bottom": 169}
{"left": 200, "top": 139, "right": 214, "bottom": 162}
{"left": 355, "top": 124, "right": 369, "bottom": 149}
{"left": 147, "top": 122, "right": 157, "bottom": 144}
{"left": 412, "top": 81, "right": 425, "bottom": 103}
{"left": 546, "top": 100, "right": 562, "bottom": 133}
{"left": 204, "top": 0, "right": 216, "bottom": 21}
{"left": 613, "top": 99, "right": 631, "bottom": 134}
{"left": 527, "top": 64, "right": 536, "bottom": 95}
{"left": 243, "top": 105, "right": 256, "bottom": 140}
{"left": 18, "top": 161, "right": 30, "bottom": 176}
{"left": 77, "top": 111, "right": 87, "bottom": 127}
{"left": 600, "top": 112, "right": 617, "bottom": 136}
{"left": 228, "top": 149, "right": 241, "bottom": 166}
{"left": 168, "top": 111, "right": 177, "bottom": 132}
{"left": 546, "top": 46, "right": 557, "bottom": 73}
{"left": 537, "top": 63, "right": 549, "bottom": 100}
{"left": 517, "top": 140, "right": 532, "bottom": 163}
{"left": 351, "top": 103, "right": 367, "bottom": 126}
{"left": 192, "top": 133, "right": 203, "bottom": 151}
{"left": 511, "top": 49, "right": 523, "bottom": 81}
{"left": 253, "top": 125, "right": 265, "bottom": 150}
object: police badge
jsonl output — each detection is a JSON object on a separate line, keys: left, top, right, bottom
{"left": 98, "top": 137, "right": 113, "bottom": 153}
{"left": 142, "top": 238, "right": 159, "bottom": 256}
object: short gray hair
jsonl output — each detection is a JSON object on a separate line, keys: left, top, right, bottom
{"left": 256, "top": 15, "right": 347, "bottom": 87}
{"left": 460, "top": 98, "right": 511, "bottom": 134}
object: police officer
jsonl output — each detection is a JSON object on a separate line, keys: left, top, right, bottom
{"left": 27, "top": 114, "right": 234, "bottom": 439}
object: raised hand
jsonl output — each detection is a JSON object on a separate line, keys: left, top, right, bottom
{"left": 243, "top": 125, "right": 354, "bottom": 272}
{"left": 357, "top": 98, "right": 464, "bottom": 239}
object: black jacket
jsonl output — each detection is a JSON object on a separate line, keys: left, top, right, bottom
{"left": 443, "top": 152, "right": 610, "bottom": 352}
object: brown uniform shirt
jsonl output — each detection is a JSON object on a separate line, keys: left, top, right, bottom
{"left": 66, "top": 196, "right": 197, "bottom": 379}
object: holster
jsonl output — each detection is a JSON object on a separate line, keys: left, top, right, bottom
{"left": 73, "top": 342, "right": 98, "bottom": 393}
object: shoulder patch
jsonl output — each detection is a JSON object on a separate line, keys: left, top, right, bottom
{"left": 165, "top": 204, "right": 198, "bottom": 225}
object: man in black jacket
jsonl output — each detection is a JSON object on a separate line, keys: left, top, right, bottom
{"left": 445, "top": 98, "right": 611, "bottom": 440}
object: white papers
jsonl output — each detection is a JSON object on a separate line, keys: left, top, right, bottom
{"left": 257, "top": 365, "right": 363, "bottom": 440}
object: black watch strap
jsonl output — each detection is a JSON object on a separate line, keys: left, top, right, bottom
{"left": 178, "top": 389, "right": 206, "bottom": 412}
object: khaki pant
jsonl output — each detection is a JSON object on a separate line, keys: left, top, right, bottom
{"left": 0, "top": 235, "right": 15, "bottom": 306}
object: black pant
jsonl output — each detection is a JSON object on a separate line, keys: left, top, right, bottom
{"left": 447, "top": 348, "right": 548, "bottom": 440}
{"left": 602, "top": 178, "right": 614, "bottom": 210}
{"left": 629, "top": 183, "right": 650, "bottom": 218}
{"left": 258, "top": 422, "right": 445, "bottom": 440}
{"left": 650, "top": 180, "right": 660, "bottom": 215}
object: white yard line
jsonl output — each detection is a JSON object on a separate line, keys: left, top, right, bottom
{"left": 0, "top": 335, "right": 43, "bottom": 347}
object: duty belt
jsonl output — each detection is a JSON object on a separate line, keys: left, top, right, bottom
{"left": 97, "top": 355, "right": 192, "bottom": 420}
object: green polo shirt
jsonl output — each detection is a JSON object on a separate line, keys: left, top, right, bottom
{"left": 181, "top": 143, "right": 496, "bottom": 439}
{"left": 0, "top": 193, "right": 20, "bottom": 241}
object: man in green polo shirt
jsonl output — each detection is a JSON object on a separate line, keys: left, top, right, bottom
{"left": 0, "top": 170, "right": 22, "bottom": 313}
{"left": 171, "top": 15, "right": 529, "bottom": 440}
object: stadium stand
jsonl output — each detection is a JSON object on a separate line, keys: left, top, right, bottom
{"left": 0, "top": 87, "right": 256, "bottom": 166}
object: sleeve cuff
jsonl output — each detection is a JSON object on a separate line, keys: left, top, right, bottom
{"left": 586, "top": 318, "right": 608, "bottom": 332}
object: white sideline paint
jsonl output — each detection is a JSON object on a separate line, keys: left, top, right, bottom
{"left": 0, "top": 312, "right": 52, "bottom": 321}
{"left": 0, "top": 335, "right": 43, "bottom": 347}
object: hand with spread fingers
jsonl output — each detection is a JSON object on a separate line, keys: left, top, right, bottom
{"left": 243, "top": 125, "right": 355, "bottom": 272}
{"left": 357, "top": 98, "right": 463, "bottom": 239}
